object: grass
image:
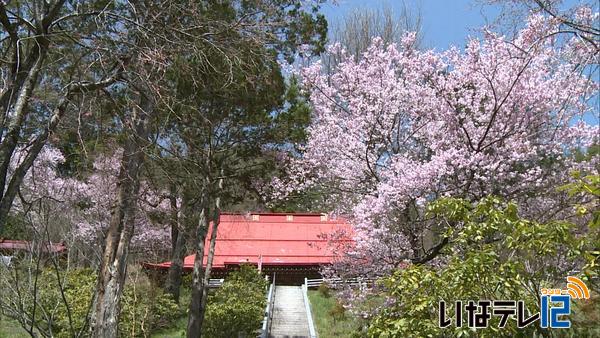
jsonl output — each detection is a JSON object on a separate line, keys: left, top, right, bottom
{"left": 0, "top": 316, "right": 30, "bottom": 338}
{"left": 308, "top": 289, "right": 362, "bottom": 338}
{"left": 150, "top": 286, "right": 191, "bottom": 338}
{"left": 0, "top": 310, "right": 189, "bottom": 338}
{"left": 151, "top": 316, "right": 187, "bottom": 338}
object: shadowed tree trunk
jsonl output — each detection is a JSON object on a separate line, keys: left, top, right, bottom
{"left": 165, "top": 189, "right": 191, "bottom": 303}
{"left": 186, "top": 171, "right": 223, "bottom": 337}
{"left": 165, "top": 227, "right": 188, "bottom": 302}
{"left": 186, "top": 190, "right": 210, "bottom": 338}
{"left": 198, "top": 174, "right": 223, "bottom": 329}
{"left": 91, "top": 93, "right": 151, "bottom": 337}
{"left": 169, "top": 185, "right": 180, "bottom": 256}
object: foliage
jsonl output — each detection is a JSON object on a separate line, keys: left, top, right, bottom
{"left": 37, "top": 268, "right": 97, "bottom": 337}
{"left": 319, "top": 283, "right": 332, "bottom": 298}
{"left": 366, "top": 177, "right": 599, "bottom": 337}
{"left": 1, "top": 267, "right": 179, "bottom": 338}
{"left": 308, "top": 290, "right": 365, "bottom": 338}
{"left": 120, "top": 284, "right": 180, "bottom": 337}
{"left": 0, "top": 213, "right": 30, "bottom": 240}
{"left": 202, "top": 265, "right": 268, "bottom": 338}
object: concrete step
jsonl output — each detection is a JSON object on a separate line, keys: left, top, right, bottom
{"left": 269, "top": 286, "right": 310, "bottom": 338}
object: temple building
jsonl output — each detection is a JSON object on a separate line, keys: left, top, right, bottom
{"left": 143, "top": 212, "right": 353, "bottom": 285}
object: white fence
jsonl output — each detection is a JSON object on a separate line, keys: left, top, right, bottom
{"left": 0, "top": 255, "right": 12, "bottom": 267}
{"left": 305, "top": 277, "right": 376, "bottom": 291}
{"left": 207, "top": 278, "right": 224, "bottom": 288}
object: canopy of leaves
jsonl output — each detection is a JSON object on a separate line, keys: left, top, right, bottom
{"left": 366, "top": 175, "right": 599, "bottom": 337}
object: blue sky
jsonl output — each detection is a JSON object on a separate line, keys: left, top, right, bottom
{"left": 321, "top": 0, "right": 502, "bottom": 50}
{"left": 320, "top": 0, "right": 591, "bottom": 49}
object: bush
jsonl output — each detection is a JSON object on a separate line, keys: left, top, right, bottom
{"left": 367, "top": 178, "right": 599, "bottom": 338}
{"left": 328, "top": 301, "right": 346, "bottom": 323}
{"left": 318, "top": 283, "right": 331, "bottom": 298}
{"left": 119, "top": 273, "right": 180, "bottom": 337}
{"left": 203, "top": 265, "right": 268, "bottom": 338}
{"left": 37, "top": 267, "right": 96, "bottom": 337}
{"left": 2, "top": 266, "right": 179, "bottom": 337}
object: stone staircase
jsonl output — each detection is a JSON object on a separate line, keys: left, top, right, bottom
{"left": 269, "top": 286, "right": 310, "bottom": 338}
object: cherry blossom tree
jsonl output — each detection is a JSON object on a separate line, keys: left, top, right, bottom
{"left": 487, "top": 0, "right": 599, "bottom": 55}
{"left": 272, "top": 13, "right": 598, "bottom": 278}
{"left": 70, "top": 151, "right": 171, "bottom": 261}
{"left": 10, "top": 146, "right": 170, "bottom": 264}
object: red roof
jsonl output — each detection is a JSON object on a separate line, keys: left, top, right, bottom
{"left": 144, "top": 213, "right": 353, "bottom": 270}
{"left": 0, "top": 239, "right": 67, "bottom": 254}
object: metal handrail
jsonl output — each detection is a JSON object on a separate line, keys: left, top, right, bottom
{"left": 259, "top": 273, "right": 276, "bottom": 338}
{"left": 303, "top": 278, "right": 317, "bottom": 338}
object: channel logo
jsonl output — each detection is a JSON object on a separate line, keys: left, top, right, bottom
{"left": 439, "top": 275, "right": 592, "bottom": 330}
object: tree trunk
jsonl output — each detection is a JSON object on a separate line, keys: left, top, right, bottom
{"left": 186, "top": 193, "right": 210, "bottom": 338}
{"left": 0, "top": 64, "right": 123, "bottom": 234}
{"left": 165, "top": 228, "right": 187, "bottom": 302}
{"left": 91, "top": 94, "right": 150, "bottom": 337}
{"left": 198, "top": 174, "right": 223, "bottom": 326}
{"left": 0, "top": 43, "right": 46, "bottom": 232}
{"left": 186, "top": 171, "right": 223, "bottom": 338}
{"left": 169, "top": 186, "right": 180, "bottom": 256}
{"left": 164, "top": 188, "right": 190, "bottom": 303}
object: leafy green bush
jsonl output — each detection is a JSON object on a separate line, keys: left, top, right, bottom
{"left": 181, "top": 272, "right": 193, "bottom": 288}
{"left": 367, "top": 176, "right": 599, "bottom": 338}
{"left": 3, "top": 266, "right": 179, "bottom": 337}
{"left": 0, "top": 213, "right": 31, "bottom": 240}
{"left": 120, "top": 277, "right": 180, "bottom": 337}
{"left": 318, "top": 283, "right": 331, "bottom": 298}
{"left": 203, "top": 265, "right": 268, "bottom": 338}
{"left": 34, "top": 267, "right": 96, "bottom": 337}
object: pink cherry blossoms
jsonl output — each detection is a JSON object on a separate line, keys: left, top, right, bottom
{"left": 11, "top": 146, "right": 171, "bottom": 259}
{"left": 272, "top": 14, "right": 599, "bottom": 276}
{"left": 71, "top": 151, "right": 172, "bottom": 257}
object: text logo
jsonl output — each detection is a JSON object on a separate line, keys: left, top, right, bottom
{"left": 438, "top": 276, "right": 590, "bottom": 330}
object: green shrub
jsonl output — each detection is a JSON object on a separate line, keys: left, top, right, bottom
{"left": 3, "top": 267, "right": 179, "bottom": 337}
{"left": 203, "top": 265, "right": 268, "bottom": 338}
{"left": 0, "top": 213, "right": 31, "bottom": 240}
{"left": 318, "top": 283, "right": 331, "bottom": 298}
{"left": 181, "top": 272, "right": 193, "bottom": 287}
{"left": 119, "top": 279, "right": 180, "bottom": 337}
{"left": 328, "top": 301, "right": 346, "bottom": 323}
{"left": 367, "top": 178, "right": 599, "bottom": 338}
{"left": 37, "top": 267, "right": 96, "bottom": 337}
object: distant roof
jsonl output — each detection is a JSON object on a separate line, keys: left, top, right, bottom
{"left": 0, "top": 239, "right": 67, "bottom": 254}
{"left": 143, "top": 213, "right": 353, "bottom": 271}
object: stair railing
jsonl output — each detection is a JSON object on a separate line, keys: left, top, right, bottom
{"left": 303, "top": 277, "right": 318, "bottom": 338}
{"left": 259, "top": 273, "right": 276, "bottom": 338}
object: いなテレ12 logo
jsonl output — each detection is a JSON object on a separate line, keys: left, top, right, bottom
{"left": 438, "top": 276, "right": 591, "bottom": 330}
